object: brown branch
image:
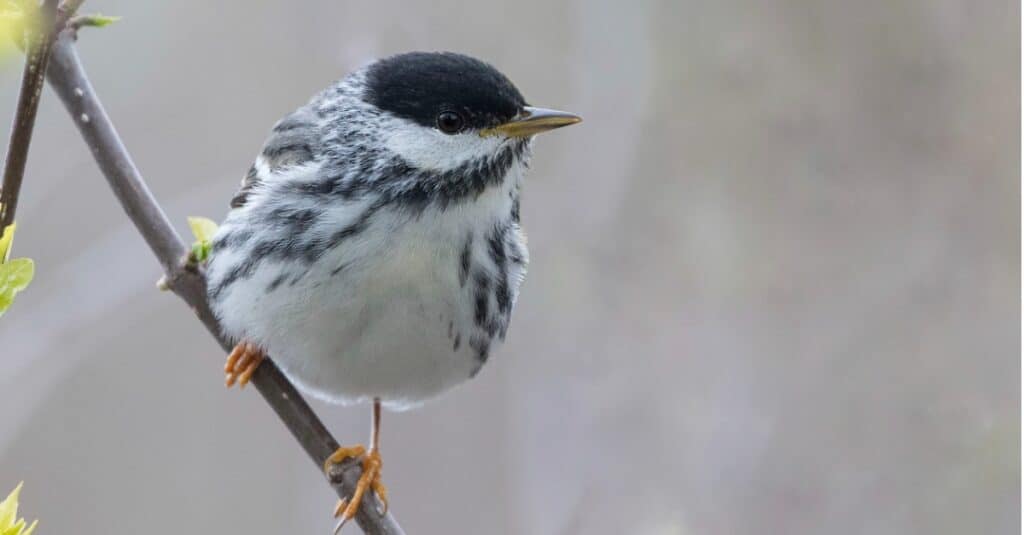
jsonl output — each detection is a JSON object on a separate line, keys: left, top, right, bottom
{"left": 43, "top": 30, "right": 404, "bottom": 535}
{"left": 0, "top": 0, "right": 60, "bottom": 229}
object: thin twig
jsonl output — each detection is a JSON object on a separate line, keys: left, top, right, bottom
{"left": 44, "top": 30, "right": 404, "bottom": 535}
{"left": 0, "top": 0, "right": 60, "bottom": 229}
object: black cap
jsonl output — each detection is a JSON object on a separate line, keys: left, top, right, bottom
{"left": 364, "top": 52, "right": 527, "bottom": 130}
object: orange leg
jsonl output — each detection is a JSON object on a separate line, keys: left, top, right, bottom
{"left": 224, "top": 340, "right": 265, "bottom": 388}
{"left": 327, "top": 399, "right": 388, "bottom": 534}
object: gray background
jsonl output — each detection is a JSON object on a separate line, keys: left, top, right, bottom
{"left": 0, "top": 1, "right": 1018, "bottom": 533}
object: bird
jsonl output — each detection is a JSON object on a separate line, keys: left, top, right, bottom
{"left": 204, "top": 51, "right": 580, "bottom": 531}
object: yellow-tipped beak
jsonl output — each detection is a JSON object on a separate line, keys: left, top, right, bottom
{"left": 482, "top": 106, "right": 582, "bottom": 138}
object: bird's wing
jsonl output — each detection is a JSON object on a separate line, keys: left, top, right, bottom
{"left": 230, "top": 105, "right": 322, "bottom": 208}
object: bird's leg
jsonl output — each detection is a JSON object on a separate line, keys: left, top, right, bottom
{"left": 224, "top": 340, "right": 265, "bottom": 388}
{"left": 327, "top": 398, "right": 388, "bottom": 533}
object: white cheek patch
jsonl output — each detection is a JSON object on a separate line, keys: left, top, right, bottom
{"left": 384, "top": 120, "right": 506, "bottom": 172}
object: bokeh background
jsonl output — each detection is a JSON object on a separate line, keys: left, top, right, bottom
{"left": 0, "top": 1, "right": 1018, "bottom": 533}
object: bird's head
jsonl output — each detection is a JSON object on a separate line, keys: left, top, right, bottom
{"left": 353, "top": 51, "right": 581, "bottom": 174}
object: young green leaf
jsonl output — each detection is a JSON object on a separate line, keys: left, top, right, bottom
{"left": 0, "top": 482, "right": 37, "bottom": 535}
{"left": 80, "top": 14, "right": 120, "bottom": 27}
{"left": 70, "top": 13, "right": 121, "bottom": 30}
{"left": 0, "top": 257, "right": 33, "bottom": 317}
{"left": 0, "top": 223, "right": 33, "bottom": 316}
{"left": 0, "top": 483, "right": 15, "bottom": 533}
{"left": 187, "top": 216, "right": 219, "bottom": 263}
{"left": 188, "top": 216, "right": 219, "bottom": 243}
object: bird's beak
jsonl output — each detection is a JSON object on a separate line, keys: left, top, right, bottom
{"left": 481, "top": 106, "right": 582, "bottom": 138}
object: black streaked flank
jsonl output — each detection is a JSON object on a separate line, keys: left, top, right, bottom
{"left": 472, "top": 271, "right": 491, "bottom": 329}
{"left": 211, "top": 227, "right": 254, "bottom": 251}
{"left": 487, "top": 223, "right": 513, "bottom": 322}
{"left": 209, "top": 258, "right": 253, "bottom": 299}
{"left": 319, "top": 199, "right": 386, "bottom": 259}
{"left": 487, "top": 224, "right": 507, "bottom": 269}
{"left": 288, "top": 266, "right": 312, "bottom": 286}
{"left": 266, "top": 273, "right": 288, "bottom": 292}
{"left": 266, "top": 206, "right": 320, "bottom": 235}
{"left": 458, "top": 233, "right": 472, "bottom": 287}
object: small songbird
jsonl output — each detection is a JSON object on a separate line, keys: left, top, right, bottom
{"left": 205, "top": 51, "right": 580, "bottom": 530}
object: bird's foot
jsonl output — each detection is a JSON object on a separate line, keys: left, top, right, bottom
{"left": 325, "top": 445, "right": 388, "bottom": 533}
{"left": 224, "top": 340, "right": 265, "bottom": 388}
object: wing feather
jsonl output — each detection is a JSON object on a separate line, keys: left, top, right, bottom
{"left": 230, "top": 105, "right": 321, "bottom": 208}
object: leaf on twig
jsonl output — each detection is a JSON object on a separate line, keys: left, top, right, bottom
{"left": 70, "top": 13, "right": 121, "bottom": 30}
{"left": 0, "top": 257, "right": 33, "bottom": 313}
{"left": 0, "top": 482, "right": 38, "bottom": 535}
{"left": 187, "top": 216, "right": 219, "bottom": 263}
{"left": 188, "top": 216, "right": 219, "bottom": 243}
{"left": 0, "top": 222, "right": 34, "bottom": 318}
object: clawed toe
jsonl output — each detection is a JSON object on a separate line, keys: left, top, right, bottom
{"left": 224, "top": 341, "right": 265, "bottom": 388}
{"left": 326, "top": 446, "right": 387, "bottom": 533}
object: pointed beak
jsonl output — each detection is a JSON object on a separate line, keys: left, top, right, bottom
{"left": 482, "top": 106, "right": 582, "bottom": 138}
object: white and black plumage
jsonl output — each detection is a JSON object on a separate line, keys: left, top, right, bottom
{"left": 204, "top": 51, "right": 579, "bottom": 528}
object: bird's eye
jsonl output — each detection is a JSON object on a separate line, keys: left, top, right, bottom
{"left": 436, "top": 111, "right": 465, "bottom": 134}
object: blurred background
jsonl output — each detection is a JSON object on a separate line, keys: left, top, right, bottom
{"left": 0, "top": 1, "right": 1018, "bottom": 533}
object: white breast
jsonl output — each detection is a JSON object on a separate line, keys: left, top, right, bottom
{"left": 209, "top": 161, "right": 528, "bottom": 410}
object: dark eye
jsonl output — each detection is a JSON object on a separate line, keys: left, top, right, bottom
{"left": 436, "top": 111, "right": 465, "bottom": 134}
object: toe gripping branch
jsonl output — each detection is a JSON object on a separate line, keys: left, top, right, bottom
{"left": 225, "top": 340, "right": 265, "bottom": 388}
{"left": 326, "top": 446, "right": 389, "bottom": 533}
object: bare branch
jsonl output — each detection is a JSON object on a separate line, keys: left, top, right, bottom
{"left": 44, "top": 30, "right": 404, "bottom": 535}
{"left": 0, "top": 0, "right": 60, "bottom": 229}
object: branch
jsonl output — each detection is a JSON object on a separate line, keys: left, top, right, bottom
{"left": 0, "top": 0, "right": 60, "bottom": 229}
{"left": 44, "top": 30, "right": 404, "bottom": 535}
